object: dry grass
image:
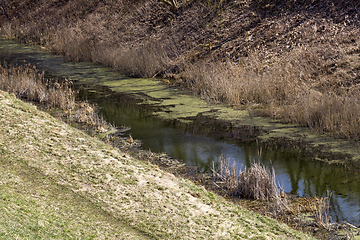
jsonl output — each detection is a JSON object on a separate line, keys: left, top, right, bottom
{"left": 0, "top": 63, "right": 115, "bottom": 135}
{"left": 212, "top": 155, "right": 280, "bottom": 201}
{"left": 212, "top": 155, "right": 345, "bottom": 234}
{"left": 183, "top": 42, "right": 360, "bottom": 139}
{"left": 313, "top": 193, "right": 332, "bottom": 231}
{"left": 0, "top": 64, "right": 75, "bottom": 109}
{"left": 92, "top": 41, "right": 174, "bottom": 78}
{"left": 0, "top": 1, "right": 176, "bottom": 78}
{"left": 282, "top": 194, "right": 333, "bottom": 230}
{"left": 66, "top": 101, "right": 117, "bottom": 136}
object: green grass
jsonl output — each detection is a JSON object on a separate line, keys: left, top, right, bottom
{"left": 0, "top": 90, "right": 313, "bottom": 239}
{"left": 0, "top": 159, "right": 146, "bottom": 239}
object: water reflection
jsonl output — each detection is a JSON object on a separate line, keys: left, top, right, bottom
{"left": 89, "top": 93, "right": 360, "bottom": 225}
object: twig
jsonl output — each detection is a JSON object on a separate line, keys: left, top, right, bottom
{"left": 0, "top": 0, "right": 9, "bottom": 19}
{"left": 344, "top": 222, "right": 358, "bottom": 229}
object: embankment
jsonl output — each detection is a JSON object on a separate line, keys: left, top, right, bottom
{"left": 0, "top": 90, "right": 313, "bottom": 239}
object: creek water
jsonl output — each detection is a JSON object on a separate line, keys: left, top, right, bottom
{"left": 0, "top": 39, "right": 359, "bottom": 225}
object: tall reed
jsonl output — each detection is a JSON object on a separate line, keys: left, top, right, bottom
{"left": 0, "top": 63, "right": 116, "bottom": 135}
{"left": 212, "top": 155, "right": 340, "bottom": 232}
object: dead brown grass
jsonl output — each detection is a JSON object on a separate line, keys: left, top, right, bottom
{"left": 183, "top": 42, "right": 360, "bottom": 139}
{"left": 0, "top": 64, "right": 75, "bottom": 109}
{"left": 92, "top": 41, "right": 174, "bottom": 78}
{"left": 212, "top": 155, "right": 280, "bottom": 200}
{"left": 66, "top": 101, "right": 116, "bottom": 135}
{"left": 212, "top": 155, "right": 340, "bottom": 233}
{"left": 0, "top": 62, "right": 116, "bottom": 139}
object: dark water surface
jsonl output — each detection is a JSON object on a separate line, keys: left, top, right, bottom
{"left": 1, "top": 39, "right": 359, "bottom": 225}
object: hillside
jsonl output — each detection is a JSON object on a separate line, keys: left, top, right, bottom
{"left": 1, "top": 0, "right": 360, "bottom": 139}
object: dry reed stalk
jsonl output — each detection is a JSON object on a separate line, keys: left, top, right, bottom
{"left": 70, "top": 101, "right": 114, "bottom": 133}
{"left": 314, "top": 192, "right": 333, "bottom": 231}
{"left": 0, "top": 63, "right": 116, "bottom": 134}
{"left": 214, "top": 155, "right": 339, "bottom": 231}
{"left": 48, "top": 22, "right": 174, "bottom": 78}
{"left": 340, "top": 222, "right": 357, "bottom": 240}
{"left": 182, "top": 43, "right": 360, "bottom": 139}
{"left": 93, "top": 41, "right": 174, "bottom": 78}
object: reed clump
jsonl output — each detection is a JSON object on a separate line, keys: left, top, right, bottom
{"left": 212, "top": 155, "right": 340, "bottom": 232}
{"left": 0, "top": 63, "right": 116, "bottom": 136}
{"left": 212, "top": 155, "right": 280, "bottom": 201}
{"left": 0, "top": 64, "right": 75, "bottom": 110}
{"left": 313, "top": 194, "right": 332, "bottom": 231}
{"left": 67, "top": 101, "right": 116, "bottom": 135}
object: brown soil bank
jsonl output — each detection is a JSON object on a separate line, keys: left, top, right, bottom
{"left": 1, "top": 0, "right": 360, "bottom": 139}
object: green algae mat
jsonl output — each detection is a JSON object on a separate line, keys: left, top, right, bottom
{"left": 0, "top": 90, "right": 312, "bottom": 239}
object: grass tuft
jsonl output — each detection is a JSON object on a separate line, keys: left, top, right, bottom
{"left": 212, "top": 155, "right": 280, "bottom": 201}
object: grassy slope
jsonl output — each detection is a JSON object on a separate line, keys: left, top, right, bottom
{"left": 0, "top": 90, "right": 313, "bottom": 239}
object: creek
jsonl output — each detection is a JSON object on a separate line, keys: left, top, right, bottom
{"left": 0, "top": 39, "right": 359, "bottom": 225}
